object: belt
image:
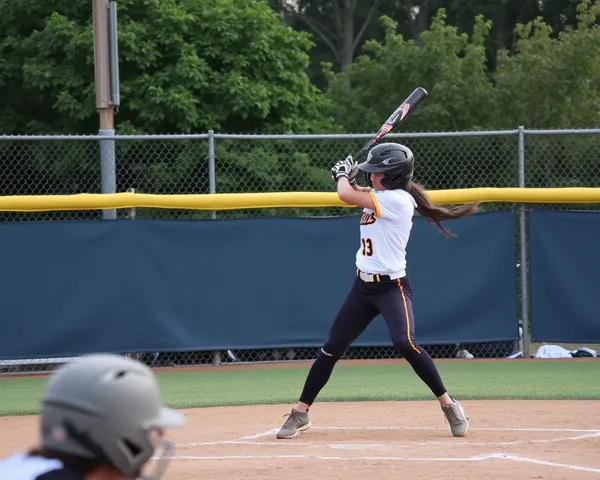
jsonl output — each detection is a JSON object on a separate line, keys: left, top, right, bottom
{"left": 356, "top": 269, "right": 403, "bottom": 283}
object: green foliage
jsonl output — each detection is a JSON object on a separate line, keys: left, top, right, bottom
{"left": 209, "top": 138, "right": 337, "bottom": 217}
{"left": 321, "top": 0, "right": 600, "bottom": 191}
{"left": 324, "top": 10, "right": 496, "bottom": 134}
{"left": 322, "top": 10, "right": 511, "bottom": 191}
{"left": 1, "top": 361, "right": 599, "bottom": 415}
{"left": 2, "top": 0, "right": 600, "bottom": 203}
{"left": 492, "top": 0, "right": 600, "bottom": 188}
{"left": 0, "top": 0, "right": 339, "bottom": 210}
{"left": 494, "top": 0, "right": 600, "bottom": 129}
{"left": 325, "top": 0, "right": 600, "bottom": 134}
{"left": 0, "top": 0, "right": 333, "bottom": 135}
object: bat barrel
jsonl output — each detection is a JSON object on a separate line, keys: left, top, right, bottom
{"left": 353, "top": 86, "right": 428, "bottom": 161}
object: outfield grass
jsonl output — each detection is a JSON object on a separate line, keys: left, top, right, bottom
{"left": 0, "top": 360, "right": 597, "bottom": 416}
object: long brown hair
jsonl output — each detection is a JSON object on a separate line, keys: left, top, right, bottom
{"left": 404, "top": 181, "right": 479, "bottom": 237}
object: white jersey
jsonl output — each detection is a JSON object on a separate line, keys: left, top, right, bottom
{"left": 355, "top": 188, "right": 417, "bottom": 278}
{"left": 0, "top": 453, "right": 82, "bottom": 480}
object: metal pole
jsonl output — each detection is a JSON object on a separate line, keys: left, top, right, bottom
{"left": 208, "top": 129, "right": 216, "bottom": 220}
{"left": 93, "top": 0, "right": 117, "bottom": 220}
{"left": 208, "top": 130, "right": 222, "bottom": 366}
{"left": 127, "top": 187, "right": 136, "bottom": 219}
{"left": 518, "top": 126, "right": 530, "bottom": 358}
{"left": 208, "top": 129, "right": 219, "bottom": 365}
{"left": 99, "top": 129, "right": 117, "bottom": 219}
{"left": 125, "top": 187, "right": 135, "bottom": 360}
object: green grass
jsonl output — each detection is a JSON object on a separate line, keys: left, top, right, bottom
{"left": 0, "top": 360, "right": 597, "bottom": 416}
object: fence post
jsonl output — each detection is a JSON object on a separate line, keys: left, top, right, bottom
{"left": 208, "top": 129, "right": 220, "bottom": 366}
{"left": 518, "top": 126, "right": 530, "bottom": 358}
{"left": 93, "top": 0, "right": 117, "bottom": 220}
{"left": 127, "top": 187, "right": 135, "bottom": 219}
{"left": 208, "top": 129, "right": 216, "bottom": 220}
{"left": 99, "top": 129, "right": 117, "bottom": 220}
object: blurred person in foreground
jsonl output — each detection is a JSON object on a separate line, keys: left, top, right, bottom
{"left": 0, "top": 353, "right": 185, "bottom": 480}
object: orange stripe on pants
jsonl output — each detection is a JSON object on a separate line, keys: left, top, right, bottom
{"left": 397, "top": 279, "right": 421, "bottom": 354}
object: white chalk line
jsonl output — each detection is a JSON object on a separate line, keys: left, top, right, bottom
{"left": 167, "top": 453, "right": 600, "bottom": 473}
{"left": 180, "top": 427, "right": 600, "bottom": 474}
{"left": 241, "top": 426, "right": 600, "bottom": 440}
{"left": 239, "top": 429, "right": 278, "bottom": 440}
{"left": 187, "top": 426, "right": 600, "bottom": 448}
{"left": 170, "top": 453, "right": 497, "bottom": 461}
{"left": 501, "top": 454, "right": 600, "bottom": 474}
{"left": 188, "top": 432, "right": 600, "bottom": 448}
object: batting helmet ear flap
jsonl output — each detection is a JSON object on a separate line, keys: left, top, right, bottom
{"left": 380, "top": 170, "right": 412, "bottom": 190}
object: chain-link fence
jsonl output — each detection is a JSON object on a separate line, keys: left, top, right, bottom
{"left": 1, "top": 128, "right": 599, "bottom": 375}
{"left": 0, "top": 340, "right": 523, "bottom": 376}
{"left": 0, "top": 137, "right": 103, "bottom": 221}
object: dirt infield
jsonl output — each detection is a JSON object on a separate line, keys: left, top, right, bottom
{"left": 2, "top": 400, "right": 599, "bottom": 479}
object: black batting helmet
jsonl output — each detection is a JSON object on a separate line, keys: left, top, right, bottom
{"left": 357, "top": 142, "right": 414, "bottom": 189}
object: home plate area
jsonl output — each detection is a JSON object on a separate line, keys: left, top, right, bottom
{"left": 164, "top": 400, "right": 600, "bottom": 479}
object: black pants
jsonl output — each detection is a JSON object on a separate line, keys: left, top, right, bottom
{"left": 298, "top": 274, "right": 448, "bottom": 406}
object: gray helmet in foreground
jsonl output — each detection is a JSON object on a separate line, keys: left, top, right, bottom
{"left": 358, "top": 142, "right": 415, "bottom": 189}
{"left": 40, "top": 353, "right": 185, "bottom": 479}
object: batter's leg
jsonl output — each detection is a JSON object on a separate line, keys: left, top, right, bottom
{"left": 376, "top": 277, "right": 469, "bottom": 437}
{"left": 276, "top": 278, "right": 378, "bottom": 439}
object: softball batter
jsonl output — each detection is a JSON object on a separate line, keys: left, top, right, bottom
{"left": 276, "top": 142, "right": 479, "bottom": 440}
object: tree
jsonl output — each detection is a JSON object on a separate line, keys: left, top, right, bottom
{"left": 493, "top": 0, "right": 600, "bottom": 130}
{"left": 0, "top": 0, "right": 338, "bottom": 212}
{"left": 0, "top": 0, "right": 333, "bottom": 135}
{"left": 269, "top": 0, "right": 386, "bottom": 73}
{"left": 322, "top": 10, "right": 521, "bottom": 191}
{"left": 493, "top": 0, "right": 600, "bottom": 188}
{"left": 324, "top": 10, "right": 496, "bottom": 134}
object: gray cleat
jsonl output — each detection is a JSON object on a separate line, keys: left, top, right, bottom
{"left": 441, "top": 399, "right": 469, "bottom": 437}
{"left": 276, "top": 408, "right": 311, "bottom": 439}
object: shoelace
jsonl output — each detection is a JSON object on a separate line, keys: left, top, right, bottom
{"left": 282, "top": 411, "right": 305, "bottom": 428}
{"left": 443, "top": 405, "right": 463, "bottom": 425}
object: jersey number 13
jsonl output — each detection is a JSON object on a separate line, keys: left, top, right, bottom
{"left": 361, "top": 238, "right": 374, "bottom": 256}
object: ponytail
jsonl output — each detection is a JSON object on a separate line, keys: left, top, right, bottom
{"left": 404, "top": 181, "right": 479, "bottom": 237}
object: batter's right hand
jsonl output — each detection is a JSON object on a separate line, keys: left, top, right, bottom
{"left": 331, "top": 156, "right": 354, "bottom": 182}
{"left": 346, "top": 155, "right": 359, "bottom": 185}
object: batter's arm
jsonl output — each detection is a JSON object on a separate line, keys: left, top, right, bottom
{"left": 352, "top": 184, "right": 372, "bottom": 193}
{"left": 337, "top": 178, "right": 376, "bottom": 210}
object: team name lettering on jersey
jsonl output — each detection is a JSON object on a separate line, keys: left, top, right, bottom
{"left": 360, "top": 212, "right": 376, "bottom": 225}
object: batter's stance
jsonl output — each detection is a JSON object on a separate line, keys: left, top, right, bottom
{"left": 276, "top": 142, "right": 479, "bottom": 440}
